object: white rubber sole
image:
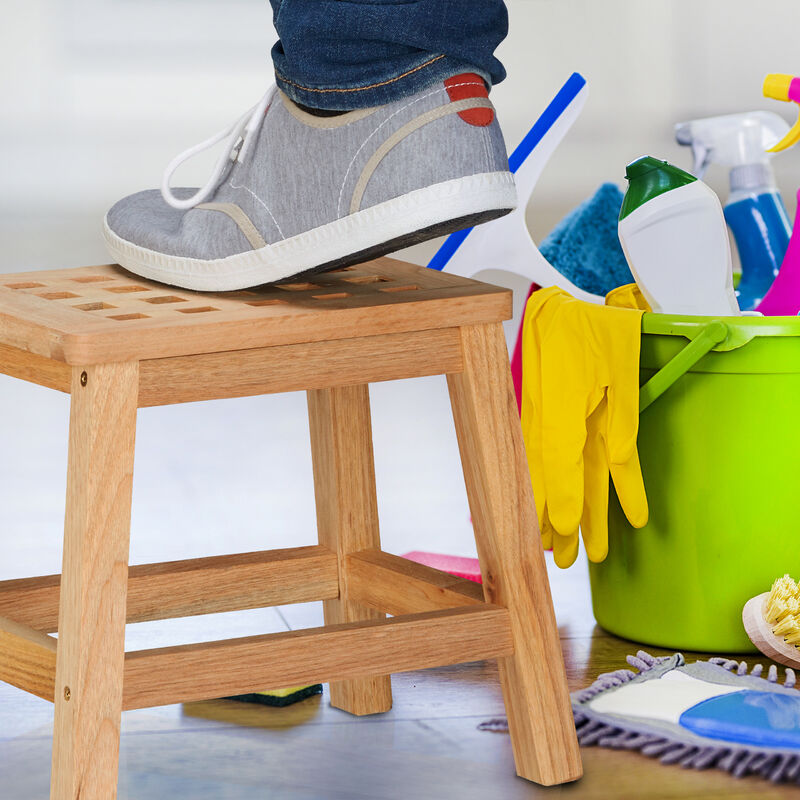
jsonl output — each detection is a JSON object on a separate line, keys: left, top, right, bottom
{"left": 103, "top": 171, "right": 517, "bottom": 292}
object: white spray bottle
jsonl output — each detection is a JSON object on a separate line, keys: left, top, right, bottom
{"left": 675, "top": 112, "right": 792, "bottom": 310}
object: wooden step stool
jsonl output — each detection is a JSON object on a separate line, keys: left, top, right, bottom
{"left": 0, "top": 257, "right": 581, "bottom": 798}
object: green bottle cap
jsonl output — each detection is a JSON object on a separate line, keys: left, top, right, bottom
{"left": 619, "top": 156, "right": 697, "bottom": 220}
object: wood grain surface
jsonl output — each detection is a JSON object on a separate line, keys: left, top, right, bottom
{"left": 0, "top": 259, "right": 510, "bottom": 364}
{"left": 346, "top": 548, "right": 484, "bottom": 615}
{"left": 308, "top": 384, "right": 394, "bottom": 715}
{"left": 0, "top": 614, "right": 57, "bottom": 701}
{"left": 448, "top": 323, "right": 583, "bottom": 786}
{"left": 122, "top": 606, "right": 513, "bottom": 711}
{"left": 137, "top": 327, "right": 463, "bottom": 406}
{"left": 0, "top": 546, "right": 339, "bottom": 633}
{"left": 51, "top": 363, "right": 138, "bottom": 800}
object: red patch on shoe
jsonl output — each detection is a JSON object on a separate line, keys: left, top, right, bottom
{"left": 445, "top": 73, "right": 494, "bottom": 127}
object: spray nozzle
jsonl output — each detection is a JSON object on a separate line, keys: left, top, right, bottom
{"left": 764, "top": 74, "right": 800, "bottom": 153}
{"left": 675, "top": 112, "right": 789, "bottom": 181}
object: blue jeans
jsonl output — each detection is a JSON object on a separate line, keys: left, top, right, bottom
{"left": 269, "top": 0, "right": 508, "bottom": 110}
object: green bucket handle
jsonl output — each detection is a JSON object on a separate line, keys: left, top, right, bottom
{"left": 639, "top": 320, "right": 729, "bottom": 413}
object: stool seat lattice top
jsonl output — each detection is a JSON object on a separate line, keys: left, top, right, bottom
{"left": 0, "top": 257, "right": 509, "bottom": 364}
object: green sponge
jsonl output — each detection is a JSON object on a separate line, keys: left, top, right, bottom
{"left": 227, "top": 685, "right": 323, "bottom": 707}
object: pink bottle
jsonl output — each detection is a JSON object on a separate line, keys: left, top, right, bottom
{"left": 757, "top": 188, "right": 800, "bottom": 315}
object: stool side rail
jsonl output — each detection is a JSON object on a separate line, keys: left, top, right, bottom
{"left": 138, "top": 328, "right": 463, "bottom": 406}
{"left": 0, "top": 546, "right": 492, "bottom": 635}
{"left": 0, "top": 329, "right": 465, "bottom": 406}
{"left": 121, "top": 604, "right": 513, "bottom": 710}
{"left": 0, "top": 614, "right": 57, "bottom": 701}
{"left": 0, "top": 546, "right": 339, "bottom": 633}
{"left": 346, "top": 549, "right": 484, "bottom": 616}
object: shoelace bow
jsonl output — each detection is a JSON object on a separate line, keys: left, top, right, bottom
{"left": 160, "top": 86, "right": 276, "bottom": 211}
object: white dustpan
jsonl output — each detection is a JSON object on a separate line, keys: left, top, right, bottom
{"left": 428, "top": 73, "right": 603, "bottom": 334}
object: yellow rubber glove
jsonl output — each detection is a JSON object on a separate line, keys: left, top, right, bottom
{"left": 520, "top": 288, "right": 649, "bottom": 568}
{"left": 519, "top": 290, "right": 560, "bottom": 553}
{"left": 605, "top": 283, "right": 652, "bottom": 311}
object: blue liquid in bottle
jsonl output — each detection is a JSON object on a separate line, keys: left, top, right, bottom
{"left": 725, "top": 191, "right": 792, "bottom": 311}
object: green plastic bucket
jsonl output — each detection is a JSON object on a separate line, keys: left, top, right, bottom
{"left": 588, "top": 314, "right": 800, "bottom": 653}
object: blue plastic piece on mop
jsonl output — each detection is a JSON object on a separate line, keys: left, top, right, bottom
{"left": 427, "top": 72, "right": 587, "bottom": 272}
{"left": 679, "top": 690, "right": 800, "bottom": 750}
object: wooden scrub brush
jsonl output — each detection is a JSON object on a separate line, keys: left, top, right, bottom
{"left": 743, "top": 575, "right": 800, "bottom": 668}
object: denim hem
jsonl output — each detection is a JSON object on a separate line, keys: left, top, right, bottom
{"left": 274, "top": 56, "right": 493, "bottom": 111}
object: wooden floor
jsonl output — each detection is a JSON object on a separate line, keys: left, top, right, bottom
{"left": 0, "top": 556, "right": 796, "bottom": 799}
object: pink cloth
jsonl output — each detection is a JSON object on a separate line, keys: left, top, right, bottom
{"left": 402, "top": 551, "right": 482, "bottom": 583}
{"left": 510, "top": 282, "right": 541, "bottom": 411}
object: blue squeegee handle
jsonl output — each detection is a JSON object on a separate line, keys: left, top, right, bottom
{"left": 426, "top": 71, "right": 587, "bottom": 272}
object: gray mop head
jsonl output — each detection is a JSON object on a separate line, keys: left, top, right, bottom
{"left": 480, "top": 650, "right": 800, "bottom": 784}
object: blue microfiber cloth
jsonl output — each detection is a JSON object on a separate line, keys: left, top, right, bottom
{"left": 539, "top": 182, "right": 633, "bottom": 297}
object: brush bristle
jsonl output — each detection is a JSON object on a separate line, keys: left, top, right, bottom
{"left": 765, "top": 575, "right": 800, "bottom": 647}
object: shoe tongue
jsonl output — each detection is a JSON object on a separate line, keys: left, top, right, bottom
{"left": 444, "top": 73, "right": 494, "bottom": 127}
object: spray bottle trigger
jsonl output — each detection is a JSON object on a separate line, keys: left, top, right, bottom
{"left": 767, "top": 119, "right": 800, "bottom": 154}
{"left": 675, "top": 123, "right": 710, "bottom": 178}
{"left": 764, "top": 73, "right": 800, "bottom": 153}
{"left": 693, "top": 143, "right": 711, "bottom": 179}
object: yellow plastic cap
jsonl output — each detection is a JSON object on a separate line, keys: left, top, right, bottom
{"left": 764, "top": 73, "right": 794, "bottom": 102}
{"left": 763, "top": 74, "right": 800, "bottom": 152}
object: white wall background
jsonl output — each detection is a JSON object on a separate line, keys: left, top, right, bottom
{"left": 2, "top": 0, "right": 800, "bottom": 270}
{"left": 0, "top": 1, "right": 799, "bottom": 578}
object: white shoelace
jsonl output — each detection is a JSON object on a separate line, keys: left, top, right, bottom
{"left": 160, "top": 86, "right": 276, "bottom": 211}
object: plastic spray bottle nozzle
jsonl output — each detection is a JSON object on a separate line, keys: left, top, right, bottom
{"left": 675, "top": 112, "right": 789, "bottom": 179}
{"left": 763, "top": 73, "right": 800, "bottom": 153}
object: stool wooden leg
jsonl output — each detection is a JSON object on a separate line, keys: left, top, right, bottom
{"left": 447, "top": 324, "right": 582, "bottom": 786}
{"left": 307, "top": 384, "right": 392, "bottom": 715}
{"left": 51, "top": 363, "right": 139, "bottom": 800}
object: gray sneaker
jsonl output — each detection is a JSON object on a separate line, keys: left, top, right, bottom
{"left": 104, "top": 73, "right": 516, "bottom": 291}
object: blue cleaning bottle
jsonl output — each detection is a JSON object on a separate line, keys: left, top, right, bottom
{"left": 724, "top": 165, "right": 791, "bottom": 310}
{"left": 676, "top": 112, "right": 793, "bottom": 310}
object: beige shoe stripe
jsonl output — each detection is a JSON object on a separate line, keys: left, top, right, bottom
{"left": 196, "top": 202, "right": 267, "bottom": 250}
{"left": 349, "top": 97, "right": 495, "bottom": 215}
{"left": 279, "top": 90, "right": 379, "bottom": 129}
